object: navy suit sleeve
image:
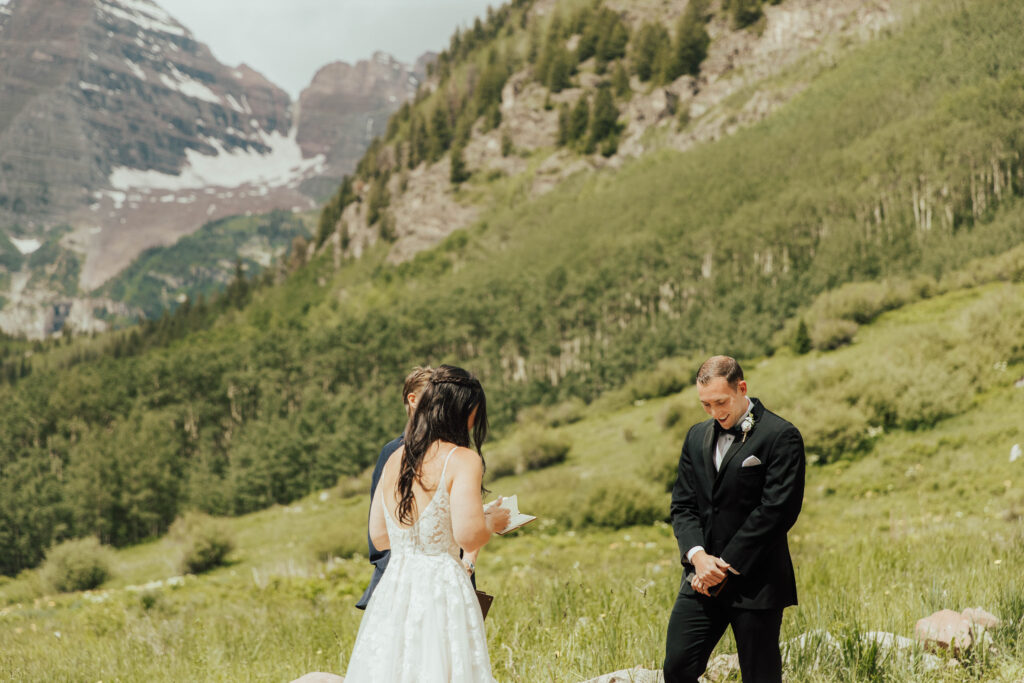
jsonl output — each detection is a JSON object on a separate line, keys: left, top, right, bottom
{"left": 367, "top": 436, "right": 402, "bottom": 562}
{"left": 670, "top": 427, "right": 705, "bottom": 564}
{"left": 721, "top": 426, "right": 805, "bottom": 575}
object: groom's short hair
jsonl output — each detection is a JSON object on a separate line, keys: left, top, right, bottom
{"left": 696, "top": 356, "right": 743, "bottom": 387}
{"left": 403, "top": 366, "right": 434, "bottom": 406}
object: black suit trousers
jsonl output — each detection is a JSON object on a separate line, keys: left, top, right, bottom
{"left": 663, "top": 589, "right": 783, "bottom": 683}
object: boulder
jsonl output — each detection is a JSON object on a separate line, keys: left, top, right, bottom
{"left": 962, "top": 607, "right": 1001, "bottom": 629}
{"left": 915, "top": 609, "right": 973, "bottom": 653}
{"left": 578, "top": 667, "right": 663, "bottom": 683}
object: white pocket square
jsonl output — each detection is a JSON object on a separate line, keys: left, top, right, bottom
{"left": 741, "top": 455, "right": 762, "bottom": 467}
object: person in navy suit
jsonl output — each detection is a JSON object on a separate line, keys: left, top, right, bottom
{"left": 664, "top": 356, "right": 805, "bottom": 682}
{"left": 356, "top": 366, "right": 480, "bottom": 609}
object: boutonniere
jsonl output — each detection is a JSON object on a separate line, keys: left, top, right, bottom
{"left": 740, "top": 412, "right": 756, "bottom": 443}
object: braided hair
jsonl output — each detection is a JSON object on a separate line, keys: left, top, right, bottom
{"left": 396, "top": 364, "right": 488, "bottom": 525}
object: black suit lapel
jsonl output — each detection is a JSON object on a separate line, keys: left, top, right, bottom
{"left": 713, "top": 399, "right": 767, "bottom": 489}
{"left": 701, "top": 421, "right": 716, "bottom": 491}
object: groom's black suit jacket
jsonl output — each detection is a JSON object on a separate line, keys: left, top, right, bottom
{"left": 671, "top": 398, "right": 805, "bottom": 610}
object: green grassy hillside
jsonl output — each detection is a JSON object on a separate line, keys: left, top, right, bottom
{"left": 1, "top": 0, "right": 1024, "bottom": 576}
{"left": 1, "top": 279, "right": 1021, "bottom": 681}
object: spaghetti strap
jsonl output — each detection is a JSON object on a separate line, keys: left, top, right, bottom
{"left": 438, "top": 445, "right": 459, "bottom": 485}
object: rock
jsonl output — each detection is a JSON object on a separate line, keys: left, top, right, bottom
{"left": 289, "top": 674, "right": 343, "bottom": 683}
{"left": 863, "top": 630, "right": 915, "bottom": 650}
{"left": 1010, "top": 443, "right": 1021, "bottom": 462}
{"left": 915, "top": 609, "right": 973, "bottom": 653}
{"left": 962, "top": 607, "right": 1001, "bottom": 629}
{"left": 578, "top": 667, "right": 663, "bottom": 683}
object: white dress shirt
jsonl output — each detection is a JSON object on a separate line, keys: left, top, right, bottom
{"left": 686, "top": 399, "right": 753, "bottom": 571}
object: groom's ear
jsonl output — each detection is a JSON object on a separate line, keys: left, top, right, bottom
{"left": 736, "top": 380, "right": 748, "bottom": 396}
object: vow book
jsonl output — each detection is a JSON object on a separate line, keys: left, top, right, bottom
{"left": 487, "top": 495, "right": 537, "bottom": 535}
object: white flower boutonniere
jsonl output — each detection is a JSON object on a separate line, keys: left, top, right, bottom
{"left": 740, "top": 412, "right": 756, "bottom": 443}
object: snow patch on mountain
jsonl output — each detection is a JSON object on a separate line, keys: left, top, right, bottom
{"left": 108, "top": 129, "right": 325, "bottom": 192}
{"left": 10, "top": 237, "right": 43, "bottom": 255}
{"left": 96, "top": 0, "right": 186, "bottom": 37}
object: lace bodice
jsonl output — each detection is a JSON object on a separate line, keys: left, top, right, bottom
{"left": 345, "top": 445, "right": 497, "bottom": 682}
{"left": 381, "top": 446, "right": 461, "bottom": 562}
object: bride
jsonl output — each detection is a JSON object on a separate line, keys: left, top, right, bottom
{"left": 344, "top": 364, "right": 511, "bottom": 682}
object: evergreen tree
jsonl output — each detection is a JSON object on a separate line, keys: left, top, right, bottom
{"left": 588, "top": 86, "right": 620, "bottom": 156}
{"left": 450, "top": 144, "right": 470, "bottom": 185}
{"left": 429, "top": 106, "right": 453, "bottom": 161}
{"left": 547, "top": 46, "right": 574, "bottom": 92}
{"left": 568, "top": 95, "right": 590, "bottom": 145}
{"left": 792, "top": 319, "right": 812, "bottom": 354}
{"left": 725, "top": 0, "right": 764, "bottom": 28}
{"left": 631, "top": 23, "right": 671, "bottom": 83}
{"left": 557, "top": 103, "right": 572, "bottom": 146}
{"left": 612, "top": 61, "right": 631, "bottom": 99}
{"left": 666, "top": 2, "right": 711, "bottom": 81}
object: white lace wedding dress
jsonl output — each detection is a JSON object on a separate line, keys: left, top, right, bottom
{"left": 345, "top": 447, "right": 497, "bottom": 682}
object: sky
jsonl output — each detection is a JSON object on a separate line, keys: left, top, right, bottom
{"left": 156, "top": 0, "right": 498, "bottom": 99}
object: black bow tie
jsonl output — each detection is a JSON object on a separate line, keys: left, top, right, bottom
{"left": 715, "top": 422, "right": 744, "bottom": 439}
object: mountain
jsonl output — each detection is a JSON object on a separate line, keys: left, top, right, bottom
{"left": 296, "top": 51, "right": 430, "bottom": 200}
{"left": 0, "top": 0, "right": 428, "bottom": 337}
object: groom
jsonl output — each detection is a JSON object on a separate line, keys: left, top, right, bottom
{"left": 355, "top": 366, "right": 433, "bottom": 610}
{"left": 664, "top": 356, "right": 805, "bottom": 682}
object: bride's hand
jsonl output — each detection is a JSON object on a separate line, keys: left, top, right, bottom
{"left": 484, "top": 498, "right": 511, "bottom": 534}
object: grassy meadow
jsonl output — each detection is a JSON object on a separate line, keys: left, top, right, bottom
{"left": 2, "top": 279, "right": 1022, "bottom": 682}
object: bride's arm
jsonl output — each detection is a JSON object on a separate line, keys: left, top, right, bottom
{"left": 369, "top": 482, "right": 390, "bottom": 551}
{"left": 450, "top": 449, "right": 509, "bottom": 553}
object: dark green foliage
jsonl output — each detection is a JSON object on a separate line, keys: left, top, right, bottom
{"left": 666, "top": 2, "right": 711, "bottom": 80}
{"left": 546, "top": 45, "right": 575, "bottom": 92}
{"left": 366, "top": 177, "right": 390, "bottom": 226}
{"left": 316, "top": 177, "right": 355, "bottom": 248}
{"left": 429, "top": 106, "right": 453, "bottom": 162}
{"left": 576, "top": 7, "right": 630, "bottom": 72}
{"left": 450, "top": 144, "right": 470, "bottom": 185}
{"left": 611, "top": 61, "right": 631, "bottom": 98}
{"left": 631, "top": 22, "right": 671, "bottom": 83}
{"left": 792, "top": 319, "right": 812, "bottom": 354}
{"left": 501, "top": 131, "right": 514, "bottom": 157}
{"left": 725, "top": 0, "right": 764, "bottom": 29}
{"left": 587, "top": 86, "right": 621, "bottom": 155}
{"left": 566, "top": 95, "right": 590, "bottom": 146}
{"left": 170, "top": 513, "right": 234, "bottom": 574}
{"left": 42, "top": 538, "right": 111, "bottom": 592}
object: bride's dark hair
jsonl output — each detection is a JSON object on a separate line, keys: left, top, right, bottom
{"left": 397, "top": 364, "right": 488, "bottom": 525}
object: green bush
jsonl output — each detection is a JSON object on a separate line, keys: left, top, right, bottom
{"left": 486, "top": 429, "right": 572, "bottom": 479}
{"left": 627, "top": 358, "right": 697, "bottom": 401}
{"left": 517, "top": 397, "right": 586, "bottom": 428}
{"left": 170, "top": 513, "right": 234, "bottom": 574}
{"left": 42, "top": 537, "right": 112, "bottom": 593}
{"left": 811, "top": 318, "right": 859, "bottom": 351}
{"left": 661, "top": 398, "right": 704, "bottom": 432}
{"left": 519, "top": 430, "right": 572, "bottom": 471}
{"left": 574, "top": 479, "right": 668, "bottom": 529}
{"left": 336, "top": 466, "right": 374, "bottom": 500}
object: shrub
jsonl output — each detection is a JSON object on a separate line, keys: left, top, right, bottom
{"left": 42, "top": 537, "right": 112, "bottom": 593}
{"left": 574, "top": 479, "right": 668, "bottom": 529}
{"left": 628, "top": 358, "right": 695, "bottom": 400}
{"left": 336, "top": 466, "right": 375, "bottom": 499}
{"left": 811, "top": 318, "right": 859, "bottom": 351}
{"left": 170, "top": 513, "right": 234, "bottom": 575}
{"left": 485, "top": 443, "right": 519, "bottom": 480}
{"left": 517, "top": 397, "right": 586, "bottom": 428}
{"left": 661, "top": 398, "right": 704, "bottom": 432}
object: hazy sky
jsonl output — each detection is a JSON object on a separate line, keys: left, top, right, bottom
{"left": 150, "top": 0, "right": 497, "bottom": 98}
